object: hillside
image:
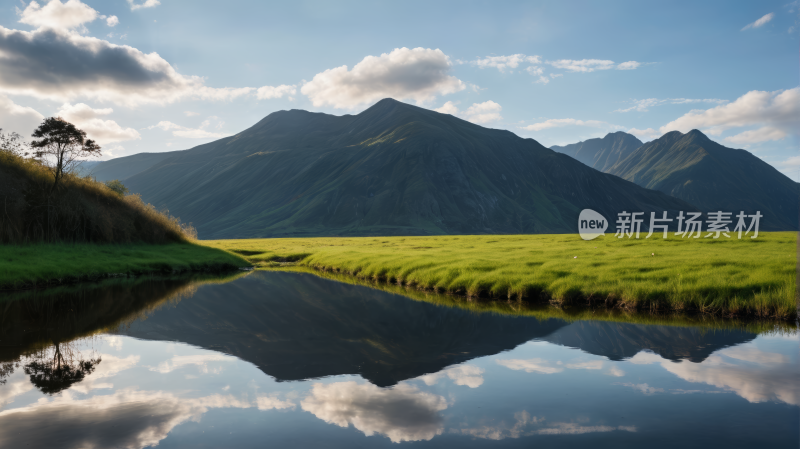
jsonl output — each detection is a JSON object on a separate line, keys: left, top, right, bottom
{"left": 606, "top": 130, "right": 799, "bottom": 230}
{"left": 86, "top": 151, "right": 186, "bottom": 182}
{"left": 123, "top": 98, "right": 693, "bottom": 238}
{"left": 551, "top": 131, "right": 643, "bottom": 171}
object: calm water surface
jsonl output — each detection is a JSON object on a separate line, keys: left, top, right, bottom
{"left": 0, "top": 271, "right": 797, "bottom": 448}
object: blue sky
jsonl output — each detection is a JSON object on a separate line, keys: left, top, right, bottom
{"left": 1, "top": 0, "right": 798, "bottom": 179}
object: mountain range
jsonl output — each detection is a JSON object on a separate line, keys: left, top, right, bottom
{"left": 92, "top": 98, "right": 691, "bottom": 238}
{"left": 552, "top": 130, "right": 799, "bottom": 230}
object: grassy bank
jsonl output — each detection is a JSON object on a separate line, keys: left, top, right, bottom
{"left": 0, "top": 243, "right": 249, "bottom": 290}
{"left": 205, "top": 232, "right": 797, "bottom": 319}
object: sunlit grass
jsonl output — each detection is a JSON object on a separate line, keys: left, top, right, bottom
{"left": 205, "top": 232, "right": 797, "bottom": 319}
{"left": 0, "top": 243, "right": 249, "bottom": 290}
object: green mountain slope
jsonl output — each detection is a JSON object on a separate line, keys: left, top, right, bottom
{"left": 124, "top": 99, "right": 693, "bottom": 238}
{"left": 88, "top": 151, "right": 187, "bottom": 182}
{"left": 551, "top": 131, "right": 643, "bottom": 171}
{"left": 607, "top": 129, "right": 799, "bottom": 230}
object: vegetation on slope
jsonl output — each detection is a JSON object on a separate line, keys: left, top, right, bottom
{"left": 551, "top": 131, "right": 643, "bottom": 171}
{"left": 206, "top": 232, "right": 797, "bottom": 319}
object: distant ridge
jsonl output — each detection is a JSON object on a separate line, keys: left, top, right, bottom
{"left": 551, "top": 131, "right": 643, "bottom": 172}
{"left": 120, "top": 98, "right": 693, "bottom": 238}
{"left": 606, "top": 129, "right": 799, "bottom": 230}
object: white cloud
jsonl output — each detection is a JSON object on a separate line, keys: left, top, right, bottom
{"left": 463, "top": 100, "right": 502, "bottom": 124}
{"left": 457, "top": 411, "right": 637, "bottom": 440}
{"left": 256, "top": 395, "right": 296, "bottom": 411}
{"left": 105, "top": 15, "right": 119, "bottom": 27}
{"left": 616, "top": 97, "right": 728, "bottom": 113}
{"left": 496, "top": 358, "right": 563, "bottom": 374}
{"left": 148, "top": 120, "right": 229, "bottom": 139}
{"left": 522, "top": 118, "right": 623, "bottom": 132}
{"left": 525, "top": 66, "right": 544, "bottom": 76}
{"left": 0, "top": 94, "right": 44, "bottom": 135}
{"left": 564, "top": 360, "right": 604, "bottom": 370}
{"left": 742, "top": 13, "right": 775, "bottom": 31}
{"left": 301, "top": 381, "right": 447, "bottom": 443}
{"left": 616, "top": 61, "right": 641, "bottom": 70}
{"left": 549, "top": 73, "right": 563, "bottom": 79}
{"left": 18, "top": 0, "right": 98, "bottom": 31}
{"left": 256, "top": 84, "right": 297, "bottom": 100}
{"left": 56, "top": 103, "right": 140, "bottom": 144}
{"left": 471, "top": 54, "right": 541, "bottom": 72}
{"left": 627, "top": 127, "right": 660, "bottom": 140}
{"left": 629, "top": 344, "right": 800, "bottom": 406}
{"left": 777, "top": 155, "right": 800, "bottom": 168}
{"left": 660, "top": 87, "right": 799, "bottom": 143}
{"left": 301, "top": 47, "right": 465, "bottom": 109}
{"left": 418, "top": 364, "right": 485, "bottom": 388}
{"left": 617, "top": 382, "right": 664, "bottom": 395}
{"left": 535, "top": 75, "right": 550, "bottom": 84}
{"left": 433, "top": 100, "right": 459, "bottom": 115}
{"left": 547, "top": 59, "right": 615, "bottom": 72}
{"left": 0, "top": 26, "right": 255, "bottom": 106}
{"left": 127, "top": 0, "right": 161, "bottom": 10}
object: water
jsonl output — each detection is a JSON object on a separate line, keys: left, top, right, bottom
{"left": 0, "top": 271, "right": 797, "bottom": 448}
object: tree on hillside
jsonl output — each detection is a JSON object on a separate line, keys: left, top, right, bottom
{"left": 104, "top": 179, "right": 129, "bottom": 197}
{"left": 31, "top": 117, "right": 101, "bottom": 192}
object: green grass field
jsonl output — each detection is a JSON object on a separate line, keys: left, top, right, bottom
{"left": 0, "top": 243, "right": 249, "bottom": 290}
{"left": 205, "top": 232, "right": 797, "bottom": 319}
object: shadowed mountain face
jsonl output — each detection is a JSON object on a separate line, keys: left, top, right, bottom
{"left": 543, "top": 321, "right": 754, "bottom": 363}
{"left": 122, "top": 99, "right": 692, "bottom": 238}
{"left": 606, "top": 130, "right": 799, "bottom": 230}
{"left": 87, "top": 152, "right": 187, "bottom": 183}
{"left": 551, "top": 131, "right": 643, "bottom": 172}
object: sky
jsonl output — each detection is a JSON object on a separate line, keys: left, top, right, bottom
{"left": 0, "top": 0, "right": 798, "bottom": 179}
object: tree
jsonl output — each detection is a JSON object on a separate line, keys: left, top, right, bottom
{"left": 31, "top": 117, "right": 101, "bottom": 192}
{"left": 0, "top": 128, "right": 30, "bottom": 157}
{"left": 104, "top": 179, "right": 129, "bottom": 197}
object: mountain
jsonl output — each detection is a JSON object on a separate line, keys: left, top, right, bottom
{"left": 121, "top": 99, "right": 692, "bottom": 238}
{"left": 606, "top": 130, "right": 799, "bottom": 230}
{"left": 551, "top": 131, "right": 643, "bottom": 171}
{"left": 85, "top": 151, "right": 186, "bottom": 182}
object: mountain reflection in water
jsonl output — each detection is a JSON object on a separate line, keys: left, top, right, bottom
{"left": 0, "top": 270, "right": 796, "bottom": 448}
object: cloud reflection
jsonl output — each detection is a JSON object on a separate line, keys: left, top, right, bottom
{"left": 301, "top": 381, "right": 448, "bottom": 443}
{"left": 418, "top": 364, "right": 485, "bottom": 388}
{"left": 456, "top": 410, "right": 636, "bottom": 440}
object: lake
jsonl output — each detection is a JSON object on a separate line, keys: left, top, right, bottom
{"left": 0, "top": 270, "right": 797, "bottom": 448}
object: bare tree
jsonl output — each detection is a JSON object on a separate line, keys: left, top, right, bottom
{"left": 31, "top": 117, "right": 101, "bottom": 193}
{"left": 0, "top": 128, "right": 30, "bottom": 157}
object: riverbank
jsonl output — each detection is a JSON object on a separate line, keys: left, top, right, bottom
{"left": 0, "top": 242, "right": 250, "bottom": 290}
{"left": 205, "top": 232, "right": 797, "bottom": 319}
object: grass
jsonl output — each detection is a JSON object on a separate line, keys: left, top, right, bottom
{"left": 205, "top": 232, "right": 798, "bottom": 319}
{"left": 0, "top": 242, "right": 250, "bottom": 290}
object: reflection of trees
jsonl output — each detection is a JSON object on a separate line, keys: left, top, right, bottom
{"left": 23, "top": 341, "right": 101, "bottom": 395}
{"left": 0, "top": 361, "right": 18, "bottom": 385}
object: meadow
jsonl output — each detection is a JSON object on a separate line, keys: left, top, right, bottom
{"left": 0, "top": 243, "right": 248, "bottom": 290}
{"left": 206, "top": 232, "right": 797, "bottom": 319}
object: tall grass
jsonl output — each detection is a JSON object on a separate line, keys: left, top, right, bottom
{"left": 206, "top": 232, "right": 797, "bottom": 319}
{"left": 0, "top": 151, "right": 195, "bottom": 244}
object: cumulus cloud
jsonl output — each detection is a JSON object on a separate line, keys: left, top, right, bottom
{"left": 660, "top": 87, "right": 799, "bottom": 143}
{"left": 0, "top": 26, "right": 254, "bottom": 106}
{"left": 471, "top": 54, "right": 541, "bottom": 72}
{"left": 627, "top": 127, "right": 660, "bottom": 140}
{"left": 301, "top": 47, "right": 465, "bottom": 109}
{"left": 616, "top": 61, "right": 641, "bottom": 70}
{"left": 0, "top": 94, "right": 44, "bottom": 135}
{"left": 18, "top": 0, "right": 97, "bottom": 31}
{"left": 148, "top": 119, "right": 230, "bottom": 139}
{"left": 127, "top": 0, "right": 161, "bottom": 10}
{"left": 256, "top": 84, "right": 296, "bottom": 100}
{"left": 742, "top": 13, "right": 774, "bottom": 31}
{"left": 256, "top": 395, "right": 296, "bottom": 411}
{"left": 433, "top": 100, "right": 459, "bottom": 115}
{"left": 105, "top": 15, "right": 119, "bottom": 27}
{"left": 301, "top": 381, "right": 447, "bottom": 443}
{"left": 418, "top": 364, "right": 485, "bottom": 388}
{"left": 56, "top": 103, "right": 140, "bottom": 144}
{"left": 616, "top": 97, "right": 728, "bottom": 113}
{"left": 521, "top": 118, "right": 623, "bottom": 132}
{"left": 464, "top": 101, "right": 502, "bottom": 124}
{"left": 0, "top": 389, "right": 252, "bottom": 449}
{"left": 629, "top": 344, "right": 799, "bottom": 405}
